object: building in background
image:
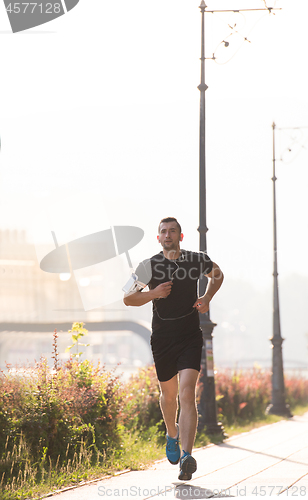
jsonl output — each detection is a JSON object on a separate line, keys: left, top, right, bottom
{"left": 0, "top": 229, "right": 84, "bottom": 323}
{"left": 1, "top": 230, "right": 306, "bottom": 375}
{"left": 0, "top": 230, "right": 152, "bottom": 376}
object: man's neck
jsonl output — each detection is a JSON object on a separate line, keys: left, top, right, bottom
{"left": 162, "top": 248, "right": 181, "bottom": 260}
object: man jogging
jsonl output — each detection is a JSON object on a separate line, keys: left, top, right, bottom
{"left": 123, "top": 217, "right": 223, "bottom": 480}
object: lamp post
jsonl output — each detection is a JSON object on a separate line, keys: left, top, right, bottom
{"left": 197, "top": 0, "right": 223, "bottom": 435}
{"left": 265, "top": 122, "right": 292, "bottom": 417}
{"left": 266, "top": 122, "right": 308, "bottom": 416}
{"left": 196, "top": 2, "right": 280, "bottom": 433}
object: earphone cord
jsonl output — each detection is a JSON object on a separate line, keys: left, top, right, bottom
{"left": 153, "top": 259, "right": 196, "bottom": 321}
{"left": 154, "top": 307, "right": 196, "bottom": 321}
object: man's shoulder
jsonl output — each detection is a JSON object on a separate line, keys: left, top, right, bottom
{"left": 135, "top": 252, "right": 164, "bottom": 284}
{"left": 137, "top": 252, "right": 163, "bottom": 266}
{"left": 149, "top": 252, "right": 165, "bottom": 263}
{"left": 181, "top": 250, "right": 211, "bottom": 262}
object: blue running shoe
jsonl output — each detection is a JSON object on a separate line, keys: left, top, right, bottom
{"left": 178, "top": 451, "right": 197, "bottom": 480}
{"left": 166, "top": 423, "right": 180, "bottom": 465}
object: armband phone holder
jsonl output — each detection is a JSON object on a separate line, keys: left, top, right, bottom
{"left": 122, "top": 273, "right": 146, "bottom": 294}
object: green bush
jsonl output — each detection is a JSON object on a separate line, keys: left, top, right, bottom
{"left": 1, "top": 357, "right": 308, "bottom": 498}
{"left": 120, "top": 365, "right": 163, "bottom": 432}
{"left": 285, "top": 374, "right": 308, "bottom": 408}
{"left": 0, "top": 357, "right": 123, "bottom": 484}
{"left": 211, "top": 368, "right": 308, "bottom": 427}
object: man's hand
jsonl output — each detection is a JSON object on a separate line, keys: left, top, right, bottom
{"left": 124, "top": 280, "right": 173, "bottom": 307}
{"left": 193, "top": 294, "right": 211, "bottom": 313}
{"left": 152, "top": 281, "right": 173, "bottom": 299}
{"left": 193, "top": 262, "right": 224, "bottom": 313}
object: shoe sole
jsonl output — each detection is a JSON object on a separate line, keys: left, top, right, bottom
{"left": 168, "top": 458, "right": 180, "bottom": 465}
{"left": 178, "top": 455, "right": 197, "bottom": 481}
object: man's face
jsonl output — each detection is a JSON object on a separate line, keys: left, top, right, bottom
{"left": 157, "top": 222, "right": 183, "bottom": 251}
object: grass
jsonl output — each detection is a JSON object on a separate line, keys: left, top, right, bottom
{"left": 2, "top": 330, "right": 308, "bottom": 499}
{"left": 2, "top": 406, "right": 308, "bottom": 500}
{"left": 2, "top": 343, "right": 308, "bottom": 500}
{"left": 192, "top": 404, "right": 308, "bottom": 448}
{"left": 223, "top": 403, "right": 308, "bottom": 439}
{"left": 0, "top": 426, "right": 166, "bottom": 500}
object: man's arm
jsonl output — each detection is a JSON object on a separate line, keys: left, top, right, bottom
{"left": 123, "top": 281, "right": 173, "bottom": 307}
{"left": 193, "top": 261, "right": 224, "bottom": 314}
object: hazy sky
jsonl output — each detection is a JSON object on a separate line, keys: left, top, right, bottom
{"left": 0, "top": 0, "right": 307, "bottom": 294}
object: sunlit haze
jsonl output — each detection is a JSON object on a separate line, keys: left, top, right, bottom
{"left": 0, "top": 0, "right": 307, "bottom": 293}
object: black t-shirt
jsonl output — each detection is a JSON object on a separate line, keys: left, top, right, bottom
{"left": 135, "top": 250, "right": 213, "bottom": 337}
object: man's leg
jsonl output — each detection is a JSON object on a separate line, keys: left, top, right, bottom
{"left": 159, "top": 374, "right": 181, "bottom": 465}
{"left": 159, "top": 374, "right": 179, "bottom": 438}
{"left": 178, "top": 368, "right": 199, "bottom": 455}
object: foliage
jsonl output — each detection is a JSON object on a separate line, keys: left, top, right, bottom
{"left": 1, "top": 333, "right": 308, "bottom": 500}
{"left": 65, "top": 322, "right": 90, "bottom": 361}
{"left": 120, "top": 365, "right": 164, "bottom": 434}
{"left": 0, "top": 356, "right": 123, "bottom": 496}
{"left": 208, "top": 368, "right": 308, "bottom": 427}
{"left": 284, "top": 374, "right": 308, "bottom": 408}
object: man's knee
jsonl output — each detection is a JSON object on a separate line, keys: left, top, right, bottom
{"left": 179, "top": 385, "right": 196, "bottom": 406}
{"left": 160, "top": 383, "right": 178, "bottom": 405}
{"left": 160, "top": 387, "right": 178, "bottom": 405}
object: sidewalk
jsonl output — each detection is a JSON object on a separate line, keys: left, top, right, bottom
{"left": 51, "top": 412, "right": 308, "bottom": 499}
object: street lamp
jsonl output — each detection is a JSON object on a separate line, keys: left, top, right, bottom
{"left": 197, "top": 0, "right": 223, "bottom": 435}
{"left": 196, "top": 1, "right": 280, "bottom": 433}
{"left": 266, "top": 122, "right": 292, "bottom": 417}
{"left": 266, "top": 122, "right": 308, "bottom": 417}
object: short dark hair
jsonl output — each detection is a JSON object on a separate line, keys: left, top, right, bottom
{"left": 158, "top": 217, "right": 182, "bottom": 234}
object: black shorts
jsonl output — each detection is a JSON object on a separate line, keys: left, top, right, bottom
{"left": 150, "top": 331, "right": 203, "bottom": 382}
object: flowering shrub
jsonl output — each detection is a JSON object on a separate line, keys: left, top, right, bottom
{"left": 211, "top": 368, "right": 308, "bottom": 426}
{"left": 285, "top": 374, "right": 308, "bottom": 408}
{"left": 1, "top": 360, "right": 308, "bottom": 495}
{"left": 212, "top": 368, "right": 272, "bottom": 425}
{"left": 120, "top": 365, "right": 163, "bottom": 432}
{"left": 0, "top": 356, "right": 123, "bottom": 483}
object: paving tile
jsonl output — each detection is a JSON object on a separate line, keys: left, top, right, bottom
{"left": 50, "top": 413, "right": 308, "bottom": 500}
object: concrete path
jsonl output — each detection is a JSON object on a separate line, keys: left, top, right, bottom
{"left": 50, "top": 413, "right": 308, "bottom": 499}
